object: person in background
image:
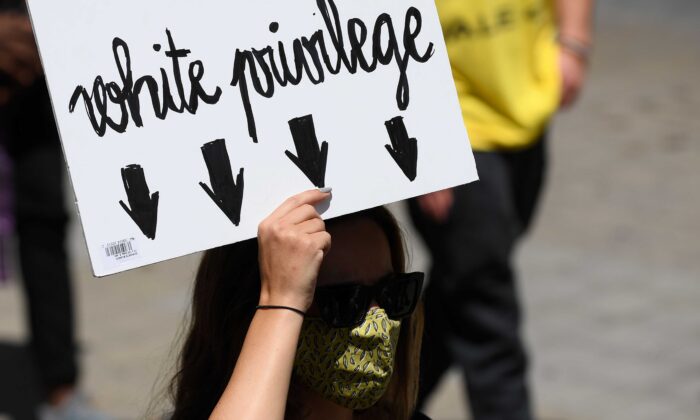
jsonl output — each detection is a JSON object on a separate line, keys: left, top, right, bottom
{"left": 409, "top": 0, "right": 594, "bottom": 419}
{"left": 0, "top": 2, "right": 107, "bottom": 419}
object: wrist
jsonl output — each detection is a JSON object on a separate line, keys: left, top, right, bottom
{"left": 252, "top": 305, "right": 306, "bottom": 329}
{"left": 256, "top": 305, "right": 306, "bottom": 318}
{"left": 557, "top": 33, "right": 592, "bottom": 64}
{"left": 258, "top": 290, "right": 311, "bottom": 313}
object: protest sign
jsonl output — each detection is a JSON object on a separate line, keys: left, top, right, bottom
{"left": 26, "top": 0, "right": 478, "bottom": 276}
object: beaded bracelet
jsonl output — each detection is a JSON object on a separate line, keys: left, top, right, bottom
{"left": 557, "top": 34, "right": 592, "bottom": 63}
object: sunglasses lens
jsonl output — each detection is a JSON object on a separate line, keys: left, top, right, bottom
{"left": 316, "top": 285, "right": 370, "bottom": 328}
{"left": 378, "top": 272, "right": 424, "bottom": 319}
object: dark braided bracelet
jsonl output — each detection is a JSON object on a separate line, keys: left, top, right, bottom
{"left": 255, "top": 305, "right": 306, "bottom": 317}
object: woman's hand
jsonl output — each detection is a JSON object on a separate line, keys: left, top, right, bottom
{"left": 212, "top": 189, "right": 332, "bottom": 420}
{"left": 558, "top": 48, "right": 588, "bottom": 109}
{"left": 417, "top": 188, "right": 454, "bottom": 224}
{"left": 257, "top": 189, "right": 332, "bottom": 312}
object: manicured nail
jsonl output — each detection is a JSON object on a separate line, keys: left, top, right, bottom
{"left": 318, "top": 187, "right": 332, "bottom": 194}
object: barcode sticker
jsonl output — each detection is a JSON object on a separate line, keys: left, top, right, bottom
{"left": 101, "top": 237, "right": 140, "bottom": 268}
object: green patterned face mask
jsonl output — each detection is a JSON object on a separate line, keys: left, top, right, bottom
{"left": 293, "top": 307, "right": 401, "bottom": 410}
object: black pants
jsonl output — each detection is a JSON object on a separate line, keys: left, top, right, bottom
{"left": 409, "top": 136, "right": 546, "bottom": 420}
{"left": 3, "top": 80, "right": 78, "bottom": 394}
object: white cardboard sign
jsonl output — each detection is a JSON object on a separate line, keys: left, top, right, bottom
{"left": 26, "top": 0, "right": 478, "bottom": 276}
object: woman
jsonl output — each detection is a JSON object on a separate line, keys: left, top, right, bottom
{"left": 168, "top": 189, "right": 429, "bottom": 419}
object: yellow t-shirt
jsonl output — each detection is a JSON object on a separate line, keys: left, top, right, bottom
{"left": 437, "top": 0, "right": 561, "bottom": 151}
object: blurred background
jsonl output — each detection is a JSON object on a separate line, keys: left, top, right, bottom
{"left": 1, "top": 0, "right": 699, "bottom": 419}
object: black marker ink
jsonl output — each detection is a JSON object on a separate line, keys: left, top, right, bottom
{"left": 384, "top": 116, "right": 417, "bottom": 182}
{"left": 285, "top": 115, "right": 328, "bottom": 188}
{"left": 230, "top": 50, "right": 261, "bottom": 143}
{"left": 118, "top": 164, "right": 159, "bottom": 239}
{"left": 199, "top": 139, "right": 245, "bottom": 226}
{"left": 69, "top": 2, "right": 434, "bottom": 141}
{"left": 315, "top": 0, "right": 352, "bottom": 74}
{"left": 348, "top": 18, "right": 378, "bottom": 72}
{"left": 230, "top": 0, "right": 435, "bottom": 142}
{"left": 69, "top": 29, "right": 222, "bottom": 137}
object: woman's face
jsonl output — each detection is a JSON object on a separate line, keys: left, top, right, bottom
{"left": 316, "top": 218, "right": 393, "bottom": 290}
{"left": 294, "top": 218, "right": 403, "bottom": 411}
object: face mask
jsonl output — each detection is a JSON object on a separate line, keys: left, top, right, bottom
{"left": 293, "top": 307, "right": 401, "bottom": 410}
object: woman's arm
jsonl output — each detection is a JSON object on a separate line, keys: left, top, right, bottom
{"left": 556, "top": 0, "right": 594, "bottom": 45}
{"left": 556, "top": 0, "right": 594, "bottom": 108}
{"left": 210, "top": 189, "right": 332, "bottom": 420}
{"left": 210, "top": 308, "right": 303, "bottom": 419}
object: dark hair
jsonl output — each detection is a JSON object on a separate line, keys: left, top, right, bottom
{"left": 169, "top": 207, "right": 423, "bottom": 420}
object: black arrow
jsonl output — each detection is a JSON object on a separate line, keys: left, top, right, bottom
{"left": 285, "top": 114, "right": 329, "bottom": 188}
{"left": 384, "top": 116, "right": 418, "bottom": 182}
{"left": 118, "top": 164, "right": 159, "bottom": 240}
{"left": 199, "top": 139, "right": 245, "bottom": 226}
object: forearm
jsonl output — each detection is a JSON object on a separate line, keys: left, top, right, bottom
{"left": 211, "top": 309, "right": 303, "bottom": 420}
{"left": 556, "top": 0, "right": 594, "bottom": 44}
{"left": 211, "top": 189, "right": 331, "bottom": 418}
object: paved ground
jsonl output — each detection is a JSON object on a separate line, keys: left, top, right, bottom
{"left": 1, "top": 1, "right": 699, "bottom": 419}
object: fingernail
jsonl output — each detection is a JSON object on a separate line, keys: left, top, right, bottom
{"left": 318, "top": 187, "right": 332, "bottom": 194}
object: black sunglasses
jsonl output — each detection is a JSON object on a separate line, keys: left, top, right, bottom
{"left": 312, "top": 272, "right": 424, "bottom": 328}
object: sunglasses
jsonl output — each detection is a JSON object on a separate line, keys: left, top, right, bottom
{"left": 312, "top": 272, "right": 424, "bottom": 328}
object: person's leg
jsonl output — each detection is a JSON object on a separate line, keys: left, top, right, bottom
{"left": 448, "top": 151, "right": 532, "bottom": 420}
{"left": 409, "top": 201, "right": 456, "bottom": 408}
{"left": 12, "top": 138, "right": 78, "bottom": 397}
{"left": 412, "top": 148, "right": 539, "bottom": 420}
{"left": 507, "top": 135, "right": 548, "bottom": 234}
{"left": 410, "top": 151, "right": 528, "bottom": 418}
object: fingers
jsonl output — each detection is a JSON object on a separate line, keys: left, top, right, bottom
{"left": 425, "top": 197, "right": 445, "bottom": 222}
{"left": 283, "top": 204, "right": 320, "bottom": 225}
{"left": 296, "top": 218, "right": 325, "bottom": 234}
{"left": 311, "top": 231, "right": 332, "bottom": 254}
{"left": 432, "top": 202, "right": 447, "bottom": 222}
{"left": 418, "top": 190, "right": 453, "bottom": 223}
{"left": 558, "top": 52, "right": 585, "bottom": 110}
{"left": 269, "top": 189, "right": 330, "bottom": 221}
{"left": 436, "top": 191, "right": 453, "bottom": 221}
{"left": 256, "top": 191, "right": 332, "bottom": 312}
{"left": 258, "top": 189, "right": 331, "bottom": 240}
{"left": 418, "top": 194, "right": 439, "bottom": 216}
{"left": 417, "top": 195, "right": 432, "bottom": 216}
{"left": 560, "top": 80, "right": 580, "bottom": 109}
